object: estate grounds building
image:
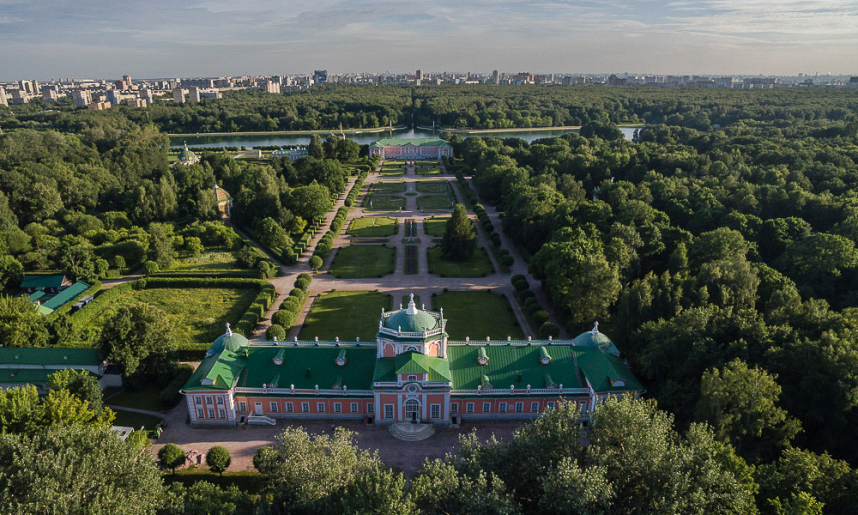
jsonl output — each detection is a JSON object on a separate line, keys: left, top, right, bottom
{"left": 182, "top": 296, "right": 643, "bottom": 427}
{"left": 369, "top": 138, "right": 453, "bottom": 160}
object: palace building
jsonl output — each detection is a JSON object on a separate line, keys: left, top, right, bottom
{"left": 368, "top": 138, "right": 453, "bottom": 160}
{"left": 181, "top": 295, "right": 642, "bottom": 427}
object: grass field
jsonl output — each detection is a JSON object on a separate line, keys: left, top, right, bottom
{"left": 106, "top": 385, "right": 169, "bottom": 412}
{"left": 417, "top": 195, "right": 455, "bottom": 211}
{"left": 424, "top": 217, "right": 449, "bottom": 237}
{"left": 380, "top": 167, "right": 406, "bottom": 176}
{"left": 371, "top": 182, "right": 406, "bottom": 194}
{"left": 432, "top": 291, "right": 524, "bottom": 340}
{"left": 427, "top": 247, "right": 494, "bottom": 277}
{"left": 329, "top": 245, "right": 396, "bottom": 278}
{"left": 364, "top": 194, "right": 406, "bottom": 211}
{"left": 298, "top": 290, "right": 392, "bottom": 341}
{"left": 170, "top": 249, "right": 239, "bottom": 271}
{"left": 112, "top": 410, "right": 164, "bottom": 430}
{"left": 83, "top": 287, "right": 258, "bottom": 345}
{"left": 347, "top": 217, "right": 398, "bottom": 237}
{"left": 416, "top": 181, "right": 451, "bottom": 194}
{"left": 416, "top": 167, "right": 442, "bottom": 175}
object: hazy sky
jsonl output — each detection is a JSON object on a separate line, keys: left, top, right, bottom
{"left": 2, "top": 0, "right": 857, "bottom": 80}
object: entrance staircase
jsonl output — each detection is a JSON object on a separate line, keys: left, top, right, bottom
{"left": 388, "top": 422, "right": 435, "bottom": 441}
{"left": 247, "top": 415, "right": 276, "bottom": 426}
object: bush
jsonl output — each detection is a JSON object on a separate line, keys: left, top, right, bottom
{"left": 158, "top": 443, "right": 186, "bottom": 472}
{"left": 289, "top": 288, "right": 304, "bottom": 298}
{"left": 511, "top": 274, "right": 526, "bottom": 283}
{"left": 512, "top": 278, "right": 529, "bottom": 291}
{"left": 517, "top": 289, "right": 535, "bottom": 302}
{"left": 143, "top": 261, "right": 159, "bottom": 276}
{"left": 206, "top": 446, "right": 231, "bottom": 475}
{"left": 282, "top": 297, "right": 301, "bottom": 312}
{"left": 294, "top": 277, "right": 311, "bottom": 291}
{"left": 538, "top": 322, "right": 561, "bottom": 339}
{"left": 501, "top": 254, "right": 514, "bottom": 267}
{"left": 532, "top": 310, "right": 550, "bottom": 328}
{"left": 266, "top": 324, "right": 286, "bottom": 340}
{"left": 527, "top": 302, "right": 543, "bottom": 318}
{"left": 272, "top": 309, "right": 295, "bottom": 328}
{"left": 524, "top": 297, "right": 540, "bottom": 312}
{"left": 309, "top": 255, "right": 323, "bottom": 272}
{"left": 490, "top": 232, "right": 502, "bottom": 246}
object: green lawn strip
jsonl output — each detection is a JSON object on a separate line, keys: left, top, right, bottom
{"left": 364, "top": 194, "right": 406, "bottom": 211}
{"left": 347, "top": 217, "right": 398, "bottom": 238}
{"left": 163, "top": 469, "right": 265, "bottom": 494}
{"left": 170, "top": 249, "right": 239, "bottom": 271}
{"left": 423, "top": 217, "right": 449, "bottom": 237}
{"left": 111, "top": 410, "right": 164, "bottom": 430}
{"left": 427, "top": 247, "right": 494, "bottom": 278}
{"left": 329, "top": 245, "right": 396, "bottom": 278}
{"left": 432, "top": 291, "right": 524, "bottom": 340}
{"left": 106, "top": 385, "right": 168, "bottom": 412}
{"left": 417, "top": 195, "right": 455, "bottom": 211}
{"left": 298, "top": 290, "right": 392, "bottom": 341}
{"left": 78, "top": 287, "right": 258, "bottom": 346}
{"left": 416, "top": 181, "right": 450, "bottom": 194}
{"left": 416, "top": 168, "right": 442, "bottom": 175}
{"left": 371, "top": 182, "right": 406, "bottom": 194}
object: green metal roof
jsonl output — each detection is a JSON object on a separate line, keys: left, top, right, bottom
{"left": 385, "top": 310, "right": 440, "bottom": 333}
{"left": 447, "top": 345, "right": 586, "bottom": 390}
{"left": 370, "top": 138, "right": 450, "bottom": 148}
{"left": 394, "top": 352, "right": 451, "bottom": 381}
{"left": 0, "top": 348, "right": 102, "bottom": 366}
{"left": 41, "top": 281, "right": 90, "bottom": 311}
{"left": 577, "top": 352, "right": 644, "bottom": 393}
{"left": 20, "top": 274, "right": 67, "bottom": 290}
{"left": 0, "top": 369, "right": 55, "bottom": 385}
{"left": 28, "top": 291, "right": 45, "bottom": 302}
{"left": 206, "top": 330, "right": 249, "bottom": 356}
{"left": 572, "top": 330, "right": 620, "bottom": 356}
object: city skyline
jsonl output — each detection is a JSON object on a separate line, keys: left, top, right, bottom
{"left": 1, "top": 0, "right": 857, "bottom": 80}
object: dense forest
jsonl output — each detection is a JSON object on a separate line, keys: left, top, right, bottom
{"left": 3, "top": 85, "right": 858, "bottom": 133}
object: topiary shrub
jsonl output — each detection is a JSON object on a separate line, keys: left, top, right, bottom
{"left": 294, "top": 277, "right": 311, "bottom": 291}
{"left": 490, "top": 233, "right": 502, "bottom": 246}
{"left": 524, "top": 297, "right": 540, "bottom": 311}
{"left": 513, "top": 278, "right": 529, "bottom": 291}
{"left": 532, "top": 310, "right": 550, "bottom": 328}
{"left": 266, "top": 324, "right": 286, "bottom": 340}
{"left": 282, "top": 298, "right": 301, "bottom": 313}
{"left": 511, "top": 274, "right": 526, "bottom": 284}
{"left": 289, "top": 288, "right": 304, "bottom": 299}
{"left": 538, "top": 322, "right": 561, "bottom": 339}
{"left": 517, "top": 290, "right": 535, "bottom": 302}
{"left": 158, "top": 443, "right": 186, "bottom": 473}
{"left": 206, "top": 446, "right": 231, "bottom": 475}
{"left": 501, "top": 255, "right": 514, "bottom": 267}
{"left": 272, "top": 310, "right": 293, "bottom": 327}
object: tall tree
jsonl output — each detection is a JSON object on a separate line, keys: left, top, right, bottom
{"left": 0, "top": 295, "right": 50, "bottom": 348}
{"left": 442, "top": 204, "right": 477, "bottom": 261}
{"left": 99, "top": 303, "right": 176, "bottom": 376}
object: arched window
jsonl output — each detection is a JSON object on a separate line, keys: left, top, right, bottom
{"left": 404, "top": 399, "right": 420, "bottom": 421}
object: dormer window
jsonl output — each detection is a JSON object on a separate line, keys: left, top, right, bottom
{"left": 611, "top": 379, "right": 626, "bottom": 387}
{"left": 408, "top": 374, "right": 418, "bottom": 382}
{"left": 273, "top": 357, "right": 283, "bottom": 365}
{"left": 539, "top": 346, "right": 552, "bottom": 365}
{"left": 335, "top": 350, "right": 347, "bottom": 367}
{"left": 477, "top": 347, "right": 489, "bottom": 365}
{"left": 273, "top": 349, "right": 285, "bottom": 366}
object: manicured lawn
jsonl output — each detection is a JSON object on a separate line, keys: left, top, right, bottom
{"left": 298, "top": 291, "right": 392, "bottom": 341}
{"left": 83, "top": 287, "right": 258, "bottom": 345}
{"left": 416, "top": 167, "right": 442, "bottom": 175}
{"left": 384, "top": 160, "right": 407, "bottom": 165}
{"left": 417, "top": 195, "right": 455, "bottom": 211}
{"left": 423, "top": 217, "right": 449, "bottom": 237}
{"left": 372, "top": 182, "right": 406, "bottom": 194}
{"left": 164, "top": 469, "right": 265, "bottom": 494}
{"left": 106, "top": 385, "right": 167, "bottom": 412}
{"left": 416, "top": 181, "right": 451, "bottom": 194}
{"left": 427, "top": 246, "right": 495, "bottom": 277}
{"left": 432, "top": 291, "right": 524, "bottom": 340}
{"left": 347, "top": 216, "right": 398, "bottom": 238}
{"left": 112, "top": 409, "right": 164, "bottom": 429}
{"left": 170, "top": 249, "right": 239, "bottom": 271}
{"left": 364, "top": 194, "right": 406, "bottom": 211}
{"left": 329, "top": 245, "right": 396, "bottom": 278}
{"left": 380, "top": 167, "right": 405, "bottom": 176}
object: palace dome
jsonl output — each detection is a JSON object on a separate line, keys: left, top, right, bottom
{"left": 384, "top": 295, "right": 440, "bottom": 333}
{"left": 573, "top": 323, "right": 619, "bottom": 356}
{"left": 207, "top": 324, "right": 249, "bottom": 356}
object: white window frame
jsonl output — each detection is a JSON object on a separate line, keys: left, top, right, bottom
{"left": 368, "top": 402, "right": 374, "bottom": 414}
{"left": 482, "top": 402, "right": 491, "bottom": 413}
{"left": 431, "top": 404, "right": 441, "bottom": 419}
{"left": 205, "top": 396, "right": 213, "bottom": 405}
{"left": 196, "top": 409, "right": 204, "bottom": 419}
{"left": 466, "top": 402, "right": 474, "bottom": 413}
{"left": 301, "top": 402, "right": 310, "bottom": 413}
{"left": 218, "top": 409, "right": 225, "bottom": 419}
{"left": 216, "top": 397, "right": 224, "bottom": 405}
{"left": 350, "top": 402, "right": 359, "bottom": 413}
{"left": 384, "top": 404, "right": 394, "bottom": 419}
{"left": 286, "top": 402, "right": 294, "bottom": 413}
{"left": 530, "top": 401, "right": 539, "bottom": 413}
{"left": 195, "top": 396, "right": 202, "bottom": 405}
{"left": 317, "top": 402, "right": 325, "bottom": 413}
{"left": 547, "top": 401, "right": 556, "bottom": 410}
{"left": 499, "top": 402, "right": 507, "bottom": 413}
{"left": 270, "top": 402, "right": 278, "bottom": 413}
{"left": 515, "top": 402, "right": 523, "bottom": 413}
{"left": 451, "top": 402, "right": 459, "bottom": 414}
{"left": 334, "top": 402, "right": 342, "bottom": 413}
{"left": 238, "top": 401, "right": 246, "bottom": 412}
{"left": 207, "top": 408, "right": 215, "bottom": 418}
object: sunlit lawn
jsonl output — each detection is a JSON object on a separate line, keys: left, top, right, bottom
{"left": 347, "top": 217, "right": 399, "bottom": 237}
{"left": 427, "top": 247, "right": 494, "bottom": 277}
{"left": 423, "top": 217, "right": 449, "bottom": 237}
{"left": 298, "top": 290, "right": 392, "bottom": 341}
{"left": 432, "top": 291, "right": 523, "bottom": 340}
{"left": 330, "top": 245, "right": 396, "bottom": 278}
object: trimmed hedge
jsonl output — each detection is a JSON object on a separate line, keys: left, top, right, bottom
{"left": 159, "top": 364, "right": 194, "bottom": 407}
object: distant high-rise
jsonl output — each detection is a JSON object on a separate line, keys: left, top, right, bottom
{"left": 491, "top": 70, "right": 500, "bottom": 85}
{"left": 0, "top": 88, "right": 7, "bottom": 107}
{"left": 123, "top": 74, "right": 132, "bottom": 89}
{"left": 72, "top": 90, "right": 92, "bottom": 107}
{"left": 313, "top": 70, "right": 327, "bottom": 85}
{"left": 42, "top": 88, "right": 58, "bottom": 103}
{"left": 173, "top": 87, "right": 186, "bottom": 104}
{"left": 114, "top": 80, "right": 126, "bottom": 91}
{"left": 188, "top": 86, "right": 201, "bottom": 103}
{"left": 416, "top": 69, "right": 424, "bottom": 80}
{"left": 262, "top": 81, "right": 281, "bottom": 94}
{"left": 139, "top": 88, "right": 154, "bottom": 104}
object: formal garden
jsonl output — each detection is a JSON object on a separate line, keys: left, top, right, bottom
{"left": 347, "top": 216, "right": 399, "bottom": 238}
{"left": 328, "top": 245, "right": 397, "bottom": 278}
{"left": 427, "top": 247, "right": 494, "bottom": 277}
{"left": 370, "top": 181, "right": 407, "bottom": 194}
{"left": 363, "top": 193, "right": 406, "bottom": 211}
{"left": 297, "top": 290, "right": 393, "bottom": 341}
{"left": 431, "top": 291, "right": 524, "bottom": 340}
{"left": 423, "top": 217, "right": 449, "bottom": 237}
{"left": 417, "top": 195, "right": 456, "bottom": 211}
{"left": 416, "top": 181, "right": 451, "bottom": 194}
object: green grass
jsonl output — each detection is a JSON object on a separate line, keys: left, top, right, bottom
{"left": 298, "top": 291, "right": 392, "bottom": 341}
{"left": 112, "top": 409, "right": 164, "bottom": 429}
{"left": 106, "top": 385, "right": 168, "bottom": 412}
{"left": 416, "top": 181, "right": 451, "bottom": 194}
{"left": 427, "top": 247, "right": 494, "bottom": 278}
{"left": 83, "top": 287, "right": 258, "bottom": 345}
{"left": 364, "top": 194, "right": 406, "bottom": 211}
{"left": 347, "top": 217, "right": 398, "bottom": 237}
{"left": 379, "top": 167, "right": 405, "bottom": 176}
{"left": 329, "top": 245, "right": 396, "bottom": 278}
{"left": 384, "top": 160, "right": 407, "bottom": 165}
{"left": 424, "top": 217, "right": 449, "bottom": 237}
{"left": 371, "top": 182, "right": 406, "bottom": 194}
{"left": 416, "top": 167, "right": 442, "bottom": 175}
{"left": 418, "top": 195, "right": 455, "bottom": 211}
{"left": 170, "top": 249, "right": 239, "bottom": 271}
{"left": 164, "top": 468, "right": 265, "bottom": 494}
{"left": 432, "top": 291, "right": 524, "bottom": 340}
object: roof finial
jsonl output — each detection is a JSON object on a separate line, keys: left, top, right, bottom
{"left": 406, "top": 293, "right": 418, "bottom": 315}
{"left": 184, "top": 141, "right": 189, "bottom": 152}
{"left": 592, "top": 321, "right": 599, "bottom": 335}
{"left": 226, "top": 322, "right": 232, "bottom": 336}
